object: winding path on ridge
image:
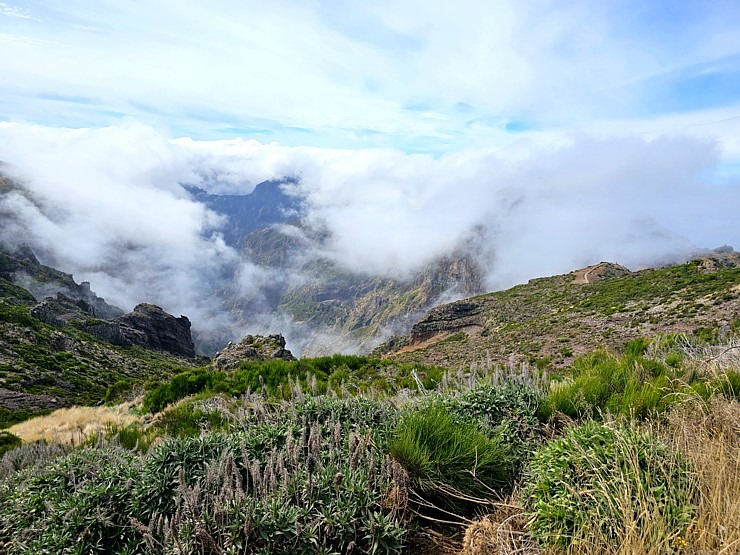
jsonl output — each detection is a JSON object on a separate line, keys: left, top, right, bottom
{"left": 573, "top": 264, "right": 598, "bottom": 284}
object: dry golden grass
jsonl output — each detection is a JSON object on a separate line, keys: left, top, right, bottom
{"left": 667, "top": 397, "right": 740, "bottom": 554}
{"left": 460, "top": 499, "right": 538, "bottom": 555}
{"left": 8, "top": 402, "right": 143, "bottom": 444}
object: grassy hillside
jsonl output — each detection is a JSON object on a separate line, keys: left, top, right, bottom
{"left": 381, "top": 255, "right": 740, "bottom": 370}
{"left": 0, "top": 277, "right": 193, "bottom": 427}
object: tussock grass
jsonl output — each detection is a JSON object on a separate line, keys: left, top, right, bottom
{"left": 8, "top": 402, "right": 142, "bottom": 444}
{"left": 523, "top": 420, "right": 695, "bottom": 552}
{"left": 463, "top": 395, "right": 738, "bottom": 555}
{"left": 388, "top": 402, "right": 518, "bottom": 516}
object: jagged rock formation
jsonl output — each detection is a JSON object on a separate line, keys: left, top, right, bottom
{"left": 30, "top": 297, "right": 196, "bottom": 359}
{"left": 109, "top": 304, "right": 196, "bottom": 359}
{"left": 30, "top": 294, "right": 89, "bottom": 327}
{"left": 213, "top": 334, "right": 295, "bottom": 370}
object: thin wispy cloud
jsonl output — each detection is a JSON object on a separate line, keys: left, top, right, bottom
{"left": 0, "top": 2, "right": 32, "bottom": 19}
{"left": 0, "top": 1, "right": 738, "bottom": 153}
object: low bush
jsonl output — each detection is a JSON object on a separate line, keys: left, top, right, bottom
{"left": 0, "top": 431, "right": 21, "bottom": 457}
{"left": 523, "top": 421, "right": 695, "bottom": 550}
{"left": 0, "top": 401, "right": 409, "bottom": 554}
{"left": 143, "top": 356, "right": 447, "bottom": 413}
{"left": 0, "top": 447, "right": 143, "bottom": 554}
{"left": 152, "top": 394, "right": 230, "bottom": 437}
{"left": 439, "top": 382, "right": 543, "bottom": 444}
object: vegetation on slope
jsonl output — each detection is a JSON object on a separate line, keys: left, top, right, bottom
{"left": 0, "top": 278, "right": 193, "bottom": 427}
{"left": 142, "top": 354, "right": 448, "bottom": 413}
{"left": 1, "top": 332, "right": 738, "bottom": 554}
{"left": 1, "top": 250, "right": 739, "bottom": 554}
{"left": 384, "top": 256, "right": 740, "bottom": 370}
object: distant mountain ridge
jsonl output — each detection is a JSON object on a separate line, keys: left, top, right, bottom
{"left": 183, "top": 178, "right": 486, "bottom": 355}
{"left": 183, "top": 179, "right": 304, "bottom": 247}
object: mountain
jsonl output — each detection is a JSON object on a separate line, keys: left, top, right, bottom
{"left": 0, "top": 246, "right": 198, "bottom": 426}
{"left": 183, "top": 179, "right": 304, "bottom": 247}
{"left": 223, "top": 221, "right": 484, "bottom": 354}
{"left": 187, "top": 181, "right": 485, "bottom": 354}
{"left": 377, "top": 251, "right": 740, "bottom": 370}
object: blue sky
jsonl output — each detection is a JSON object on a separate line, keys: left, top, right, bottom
{"left": 1, "top": 0, "right": 740, "bottom": 156}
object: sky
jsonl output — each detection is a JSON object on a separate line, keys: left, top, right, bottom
{"left": 1, "top": 1, "right": 739, "bottom": 350}
{"left": 1, "top": 1, "right": 740, "bottom": 154}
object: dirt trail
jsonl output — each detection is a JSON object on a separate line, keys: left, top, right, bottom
{"left": 573, "top": 264, "right": 598, "bottom": 284}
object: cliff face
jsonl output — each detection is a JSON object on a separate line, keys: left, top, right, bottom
{"left": 409, "top": 301, "right": 483, "bottom": 343}
{"left": 31, "top": 299, "right": 196, "bottom": 359}
{"left": 111, "top": 304, "right": 196, "bottom": 359}
{"left": 0, "top": 246, "right": 124, "bottom": 320}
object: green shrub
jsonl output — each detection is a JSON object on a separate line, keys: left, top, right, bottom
{"left": 523, "top": 421, "right": 695, "bottom": 550}
{"left": 104, "top": 378, "right": 134, "bottom": 404}
{"left": 388, "top": 402, "right": 517, "bottom": 509}
{"left": 539, "top": 347, "right": 677, "bottom": 421}
{"left": 143, "top": 356, "right": 447, "bottom": 413}
{"left": 0, "top": 447, "right": 143, "bottom": 554}
{"left": 153, "top": 395, "right": 229, "bottom": 437}
{"left": 0, "top": 431, "right": 21, "bottom": 456}
{"left": 103, "top": 422, "right": 158, "bottom": 452}
{"left": 663, "top": 349, "right": 684, "bottom": 368}
{"left": 142, "top": 367, "right": 223, "bottom": 412}
{"left": 0, "top": 407, "right": 51, "bottom": 429}
{"left": 438, "top": 382, "right": 544, "bottom": 445}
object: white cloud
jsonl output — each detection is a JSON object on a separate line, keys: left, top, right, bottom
{"left": 0, "top": 2, "right": 32, "bottom": 19}
{"left": 1, "top": 121, "right": 739, "bottom": 353}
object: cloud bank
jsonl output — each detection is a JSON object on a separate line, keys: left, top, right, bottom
{"left": 1, "top": 121, "right": 738, "bottom": 353}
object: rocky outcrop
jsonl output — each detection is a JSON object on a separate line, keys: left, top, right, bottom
{"left": 213, "top": 334, "right": 295, "bottom": 370}
{"left": 410, "top": 301, "right": 483, "bottom": 343}
{"left": 698, "top": 247, "right": 740, "bottom": 272}
{"left": 30, "top": 294, "right": 89, "bottom": 327}
{"left": 572, "top": 262, "right": 632, "bottom": 284}
{"left": 28, "top": 295, "right": 196, "bottom": 359}
{"left": 111, "top": 304, "right": 196, "bottom": 359}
